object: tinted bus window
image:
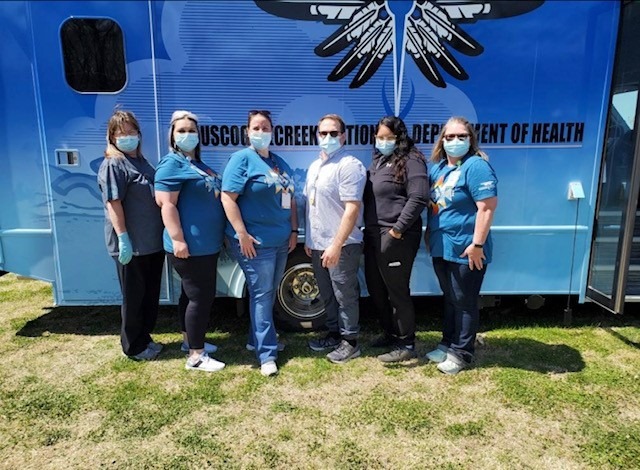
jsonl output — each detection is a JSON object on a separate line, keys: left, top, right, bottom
{"left": 60, "top": 18, "right": 126, "bottom": 93}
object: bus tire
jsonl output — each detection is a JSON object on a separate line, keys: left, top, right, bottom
{"left": 274, "top": 248, "right": 326, "bottom": 331}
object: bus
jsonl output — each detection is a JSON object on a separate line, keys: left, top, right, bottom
{"left": 1, "top": 0, "right": 638, "bottom": 330}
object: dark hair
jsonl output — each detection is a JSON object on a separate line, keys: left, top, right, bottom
{"left": 375, "top": 115, "right": 425, "bottom": 183}
{"left": 248, "top": 109, "right": 273, "bottom": 128}
{"left": 431, "top": 116, "right": 488, "bottom": 163}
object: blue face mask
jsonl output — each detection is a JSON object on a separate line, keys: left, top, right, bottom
{"left": 319, "top": 135, "right": 342, "bottom": 155}
{"left": 116, "top": 135, "right": 139, "bottom": 153}
{"left": 249, "top": 131, "right": 272, "bottom": 151}
{"left": 443, "top": 138, "right": 470, "bottom": 158}
{"left": 375, "top": 139, "right": 396, "bottom": 157}
{"left": 175, "top": 132, "right": 199, "bottom": 152}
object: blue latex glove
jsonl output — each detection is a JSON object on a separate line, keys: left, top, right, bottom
{"left": 117, "top": 232, "right": 133, "bottom": 265}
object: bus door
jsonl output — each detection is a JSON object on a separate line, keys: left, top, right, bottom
{"left": 587, "top": 1, "right": 640, "bottom": 313}
{"left": 28, "top": 1, "right": 166, "bottom": 304}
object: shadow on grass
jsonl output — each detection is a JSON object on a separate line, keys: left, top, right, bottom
{"left": 603, "top": 327, "right": 640, "bottom": 349}
{"left": 475, "top": 338, "right": 585, "bottom": 373}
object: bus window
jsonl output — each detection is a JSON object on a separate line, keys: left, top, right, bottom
{"left": 60, "top": 18, "right": 126, "bottom": 93}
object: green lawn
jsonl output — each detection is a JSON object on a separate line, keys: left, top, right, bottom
{"left": 1, "top": 273, "right": 639, "bottom": 469}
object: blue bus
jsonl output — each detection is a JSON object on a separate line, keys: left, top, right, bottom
{"left": 1, "top": 0, "right": 638, "bottom": 329}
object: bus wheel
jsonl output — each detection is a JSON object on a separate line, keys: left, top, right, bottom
{"left": 275, "top": 249, "right": 326, "bottom": 331}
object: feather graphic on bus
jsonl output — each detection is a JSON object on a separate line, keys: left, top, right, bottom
{"left": 255, "top": 1, "right": 544, "bottom": 115}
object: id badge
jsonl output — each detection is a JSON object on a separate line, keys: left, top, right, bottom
{"left": 281, "top": 191, "right": 292, "bottom": 209}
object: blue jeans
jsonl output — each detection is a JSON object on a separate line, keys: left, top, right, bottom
{"left": 228, "top": 239, "right": 288, "bottom": 364}
{"left": 312, "top": 243, "right": 362, "bottom": 340}
{"left": 432, "top": 257, "right": 487, "bottom": 364}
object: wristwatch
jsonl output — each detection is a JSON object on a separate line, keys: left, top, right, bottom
{"left": 473, "top": 243, "right": 483, "bottom": 248}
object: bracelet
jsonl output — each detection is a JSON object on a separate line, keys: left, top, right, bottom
{"left": 473, "top": 243, "right": 483, "bottom": 248}
{"left": 291, "top": 229, "right": 299, "bottom": 233}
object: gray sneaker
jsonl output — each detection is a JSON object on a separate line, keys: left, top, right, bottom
{"left": 326, "top": 340, "right": 361, "bottom": 364}
{"left": 127, "top": 346, "right": 158, "bottom": 361}
{"left": 377, "top": 346, "right": 417, "bottom": 363}
{"left": 308, "top": 334, "right": 341, "bottom": 352}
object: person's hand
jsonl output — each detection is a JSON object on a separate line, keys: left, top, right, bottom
{"left": 117, "top": 232, "right": 133, "bottom": 265}
{"left": 238, "top": 232, "right": 260, "bottom": 259}
{"left": 321, "top": 243, "right": 342, "bottom": 268}
{"left": 173, "top": 240, "right": 190, "bottom": 259}
{"left": 462, "top": 244, "right": 485, "bottom": 270}
{"left": 304, "top": 245, "right": 312, "bottom": 258}
{"left": 288, "top": 232, "right": 298, "bottom": 253}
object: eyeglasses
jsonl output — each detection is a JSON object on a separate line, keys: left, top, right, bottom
{"left": 318, "top": 130, "right": 341, "bottom": 138}
{"left": 443, "top": 133, "right": 470, "bottom": 141}
{"left": 249, "top": 109, "right": 271, "bottom": 116}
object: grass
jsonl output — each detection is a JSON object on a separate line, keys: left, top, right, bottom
{"left": 1, "top": 274, "right": 640, "bottom": 469}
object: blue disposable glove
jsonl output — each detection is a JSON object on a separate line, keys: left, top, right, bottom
{"left": 117, "top": 232, "right": 133, "bottom": 265}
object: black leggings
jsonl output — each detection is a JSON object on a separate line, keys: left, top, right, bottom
{"left": 168, "top": 252, "right": 219, "bottom": 350}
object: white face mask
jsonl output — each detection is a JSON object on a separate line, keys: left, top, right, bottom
{"left": 249, "top": 131, "right": 272, "bottom": 151}
{"left": 443, "top": 138, "right": 470, "bottom": 158}
{"left": 319, "top": 135, "right": 341, "bottom": 155}
{"left": 375, "top": 139, "right": 396, "bottom": 157}
{"left": 175, "top": 132, "right": 199, "bottom": 152}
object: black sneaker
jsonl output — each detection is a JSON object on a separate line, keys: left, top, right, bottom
{"left": 326, "top": 340, "right": 361, "bottom": 364}
{"left": 370, "top": 333, "right": 394, "bottom": 348}
{"left": 377, "top": 346, "right": 417, "bottom": 363}
{"left": 308, "top": 334, "right": 341, "bottom": 352}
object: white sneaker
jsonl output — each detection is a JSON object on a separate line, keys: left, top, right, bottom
{"left": 246, "top": 342, "right": 285, "bottom": 352}
{"left": 185, "top": 352, "right": 225, "bottom": 372}
{"left": 437, "top": 354, "right": 467, "bottom": 375}
{"left": 181, "top": 341, "right": 218, "bottom": 354}
{"left": 260, "top": 361, "right": 278, "bottom": 377}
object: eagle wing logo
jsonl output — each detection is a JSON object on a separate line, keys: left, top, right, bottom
{"left": 255, "top": 1, "right": 544, "bottom": 115}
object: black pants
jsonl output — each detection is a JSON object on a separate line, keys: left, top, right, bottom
{"left": 364, "top": 227, "right": 421, "bottom": 346}
{"left": 114, "top": 251, "right": 165, "bottom": 356}
{"left": 168, "top": 252, "right": 219, "bottom": 350}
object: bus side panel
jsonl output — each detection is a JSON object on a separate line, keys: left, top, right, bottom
{"left": 0, "top": 1, "right": 54, "bottom": 282}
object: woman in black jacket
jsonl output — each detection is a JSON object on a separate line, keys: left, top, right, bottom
{"left": 363, "top": 116, "right": 428, "bottom": 362}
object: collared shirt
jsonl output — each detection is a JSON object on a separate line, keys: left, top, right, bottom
{"left": 304, "top": 146, "right": 366, "bottom": 250}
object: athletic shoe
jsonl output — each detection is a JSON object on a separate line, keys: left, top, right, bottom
{"left": 246, "top": 342, "right": 286, "bottom": 352}
{"left": 147, "top": 341, "right": 163, "bottom": 353}
{"left": 370, "top": 334, "right": 394, "bottom": 348}
{"left": 181, "top": 341, "right": 218, "bottom": 354}
{"left": 185, "top": 352, "right": 225, "bottom": 372}
{"left": 127, "top": 346, "right": 158, "bottom": 361}
{"left": 425, "top": 347, "right": 447, "bottom": 363}
{"left": 377, "top": 346, "right": 417, "bottom": 363}
{"left": 326, "top": 340, "right": 361, "bottom": 364}
{"left": 260, "top": 361, "right": 278, "bottom": 377}
{"left": 437, "top": 353, "right": 467, "bottom": 375}
{"left": 308, "top": 334, "right": 341, "bottom": 352}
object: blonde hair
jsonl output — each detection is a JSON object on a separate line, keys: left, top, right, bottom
{"left": 168, "top": 110, "right": 201, "bottom": 161}
{"left": 104, "top": 110, "right": 142, "bottom": 159}
{"left": 430, "top": 116, "right": 488, "bottom": 163}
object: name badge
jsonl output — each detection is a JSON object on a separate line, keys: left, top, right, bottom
{"left": 281, "top": 191, "right": 291, "bottom": 209}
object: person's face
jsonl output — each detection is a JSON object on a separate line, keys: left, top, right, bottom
{"left": 113, "top": 121, "right": 139, "bottom": 140}
{"left": 376, "top": 124, "right": 396, "bottom": 143}
{"left": 248, "top": 114, "right": 272, "bottom": 134}
{"left": 173, "top": 117, "right": 198, "bottom": 141}
{"left": 318, "top": 118, "right": 345, "bottom": 145}
{"left": 442, "top": 121, "right": 470, "bottom": 144}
